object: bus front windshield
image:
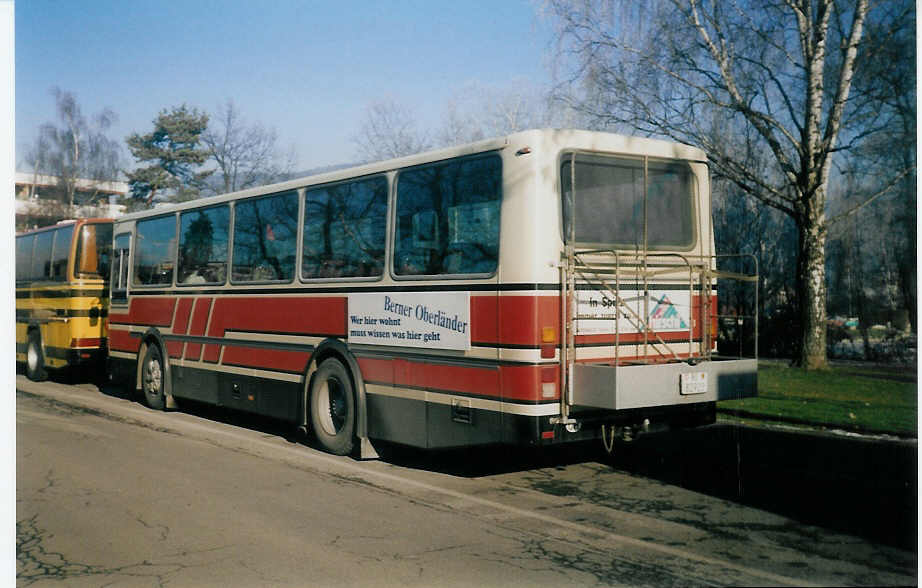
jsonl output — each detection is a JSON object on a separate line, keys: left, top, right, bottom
{"left": 76, "top": 223, "right": 113, "bottom": 279}
{"left": 561, "top": 154, "right": 695, "bottom": 249}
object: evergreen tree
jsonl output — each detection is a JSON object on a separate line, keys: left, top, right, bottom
{"left": 126, "top": 105, "right": 213, "bottom": 205}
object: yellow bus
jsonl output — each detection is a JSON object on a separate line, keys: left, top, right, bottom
{"left": 16, "top": 219, "right": 113, "bottom": 381}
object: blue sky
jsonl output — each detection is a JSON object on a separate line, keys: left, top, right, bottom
{"left": 15, "top": 0, "right": 556, "bottom": 172}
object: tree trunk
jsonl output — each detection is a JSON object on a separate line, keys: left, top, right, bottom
{"left": 798, "top": 208, "right": 828, "bottom": 369}
{"left": 899, "top": 166, "right": 917, "bottom": 333}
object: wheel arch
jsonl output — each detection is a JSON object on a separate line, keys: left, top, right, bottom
{"left": 303, "top": 338, "right": 378, "bottom": 459}
{"left": 135, "top": 327, "right": 178, "bottom": 409}
{"left": 26, "top": 321, "right": 44, "bottom": 344}
{"left": 25, "top": 322, "right": 48, "bottom": 380}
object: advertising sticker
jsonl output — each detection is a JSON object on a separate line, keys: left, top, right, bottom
{"left": 576, "top": 290, "right": 692, "bottom": 335}
{"left": 347, "top": 292, "right": 471, "bottom": 350}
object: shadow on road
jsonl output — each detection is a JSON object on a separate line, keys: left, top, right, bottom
{"left": 626, "top": 424, "right": 916, "bottom": 551}
{"left": 378, "top": 426, "right": 917, "bottom": 551}
{"left": 76, "top": 376, "right": 917, "bottom": 551}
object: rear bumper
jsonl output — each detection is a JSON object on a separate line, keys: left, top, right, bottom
{"left": 64, "top": 346, "right": 107, "bottom": 368}
{"left": 571, "top": 358, "right": 757, "bottom": 411}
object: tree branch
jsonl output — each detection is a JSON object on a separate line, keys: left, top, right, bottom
{"left": 828, "top": 165, "right": 915, "bottom": 225}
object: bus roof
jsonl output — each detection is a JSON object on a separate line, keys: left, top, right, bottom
{"left": 16, "top": 218, "right": 113, "bottom": 237}
{"left": 114, "top": 129, "right": 706, "bottom": 222}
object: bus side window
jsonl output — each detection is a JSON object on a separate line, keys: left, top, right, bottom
{"left": 134, "top": 216, "right": 176, "bottom": 286}
{"left": 112, "top": 233, "right": 131, "bottom": 301}
{"left": 394, "top": 154, "right": 501, "bottom": 276}
{"left": 178, "top": 205, "right": 229, "bottom": 285}
{"left": 412, "top": 210, "right": 438, "bottom": 250}
{"left": 232, "top": 191, "right": 298, "bottom": 283}
{"left": 51, "top": 225, "right": 74, "bottom": 281}
{"left": 302, "top": 176, "right": 387, "bottom": 280}
{"left": 16, "top": 235, "right": 35, "bottom": 282}
{"left": 31, "top": 230, "right": 54, "bottom": 281}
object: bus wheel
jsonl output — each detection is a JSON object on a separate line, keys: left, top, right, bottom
{"left": 26, "top": 331, "right": 48, "bottom": 382}
{"left": 141, "top": 344, "right": 166, "bottom": 410}
{"left": 309, "top": 358, "right": 355, "bottom": 456}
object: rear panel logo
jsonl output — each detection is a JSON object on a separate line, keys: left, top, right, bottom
{"left": 649, "top": 295, "right": 689, "bottom": 331}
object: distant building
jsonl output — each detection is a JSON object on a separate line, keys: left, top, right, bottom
{"left": 15, "top": 171, "right": 129, "bottom": 231}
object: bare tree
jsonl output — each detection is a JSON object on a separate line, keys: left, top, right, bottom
{"left": 435, "top": 79, "right": 574, "bottom": 148}
{"left": 353, "top": 80, "right": 575, "bottom": 162}
{"left": 21, "top": 132, "right": 51, "bottom": 200}
{"left": 550, "top": 0, "right": 914, "bottom": 368}
{"left": 27, "top": 87, "right": 121, "bottom": 212}
{"left": 202, "top": 100, "right": 296, "bottom": 195}
{"left": 352, "top": 99, "right": 431, "bottom": 162}
{"left": 839, "top": 12, "right": 917, "bottom": 332}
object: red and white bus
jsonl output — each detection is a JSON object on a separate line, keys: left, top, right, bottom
{"left": 107, "top": 129, "right": 756, "bottom": 458}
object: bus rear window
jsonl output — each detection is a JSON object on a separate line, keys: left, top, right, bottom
{"left": 561, "top": 154, "right": 695, "bottom": 249}
{"left": 76, "top": 223, "right": 112, "bottom": 279}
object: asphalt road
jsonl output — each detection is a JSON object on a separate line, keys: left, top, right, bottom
{"left": 16, "top": 375, "right": 917, "bottom": 586}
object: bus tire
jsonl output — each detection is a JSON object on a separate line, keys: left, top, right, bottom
{"left": 309, "top": 358, "right": 355, "bottom": 456}
{"left": 25, "top": 331, "right": 48, "bottom": 382}
{"left": 141, "top": 343, "right": 167, "bottom": 411}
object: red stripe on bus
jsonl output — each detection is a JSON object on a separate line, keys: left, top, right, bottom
{"left": 358, "top": 356, "right": 556, "bottom": 403}
{"left": 189, "top": 298, "right": 212, "bottom": 335}
{"left": 221, "top": 344, "right": 311, "bottom": 373}
{"left": 356, "top": 357, "right": 393, "bottom": 383}
{"left": 201, "top": 297, "right": 346, "bottom": 363}
{"left": 123, "top": 297, "right": 176, "bottom": 327}
{"left": 173, "top": 298, "right": 194, "bottom": 335}
{"left": 207, "top": 297, "right": 346, "bottom": 338}
{"left": 70, "top": 337, "right": 103, "bottom": 348}
{"left": 501, "top": 364, "right": 558, "bottom": 402}
{"left": 184, "top": 297, "right": 213, "bottom": 361}
{"left": 166, "top": 340, "right": 184, "bottom": 358}
{"left": 405, "top": 362, "right": 500, "bottom": 396}
{"left": 108, "top": 329, "right": 140, "bottom": 353}
{"left": 469, "top": 295, "right": 499, "bottom": 343}
{"left": 471, "top": 295, "right": 560, "bottom": 347}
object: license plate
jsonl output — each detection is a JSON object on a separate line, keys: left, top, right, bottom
{"left": 680, "top": 372, "right": 707, "bottom": 395}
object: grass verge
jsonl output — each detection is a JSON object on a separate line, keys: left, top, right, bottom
{"left": 718, "top": 363, "right": 917, "bottom": 437}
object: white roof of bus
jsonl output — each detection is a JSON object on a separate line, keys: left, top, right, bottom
{"left": 115, "top": 129, "right": 706, "bottom": 222}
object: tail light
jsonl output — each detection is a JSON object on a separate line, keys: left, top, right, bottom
{"left": 541, "top": 366, "right": 557, "bottom": 398}
{"left": 540, "top": 326, "right": 556, "bottom": 359}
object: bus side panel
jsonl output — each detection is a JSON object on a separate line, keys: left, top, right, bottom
{"left": 171, "top": 365, "right": 220, "bottom": 405}
{"left": 107, "top": 355, "right": 136, "bottom": 388}
{"left": 169, "top": 365, "right": 301, "bottom": 422}
{"left": 217, "top": 370, "right": 300, "bottom": 422}
{"left": 366, "top": 393, "right": 428, "bottom": 448}
{"left": 426, "top": 402, "right": 505, "bottom": 449}
{"left": 363, "top": 358, "right": 428, "bottom": 447}
{"left": 360, "top": 355, "right": 509, "bottom": 450}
